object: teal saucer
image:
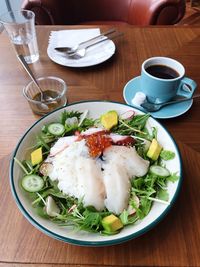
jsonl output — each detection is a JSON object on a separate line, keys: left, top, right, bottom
{"left": 123, "top": 76, "right": 194, "bottom": 119}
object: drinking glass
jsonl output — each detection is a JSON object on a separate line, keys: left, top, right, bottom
{"left": 0, "top": 9, "right": 39, "bottom": 64}
{"left": 23, "top": 76, "right": 67, "bottom": 115}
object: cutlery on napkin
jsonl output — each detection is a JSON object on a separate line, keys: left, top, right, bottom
{"left": 47, "top": 28, "right": 117, "bottom": 65}
{"left": 54, "top": 28, "right": 116, "bottom": 53}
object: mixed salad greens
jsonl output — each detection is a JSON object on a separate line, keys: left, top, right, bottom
{"left": 15, "top": 109, "right": 179, "bottom": 235}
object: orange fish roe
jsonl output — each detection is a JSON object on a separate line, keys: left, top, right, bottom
{"left": 86, "top": 133, "right": 112, "bottom": 158}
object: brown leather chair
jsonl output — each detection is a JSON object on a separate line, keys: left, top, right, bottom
{"left": 21, "top": 0, "right": 186, "bottom": 26}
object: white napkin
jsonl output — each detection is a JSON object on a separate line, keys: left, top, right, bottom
{"left": 47, "top": 28, "right": 115, "bottom": 67}
{"left": 49, "top": 28, "right": 100, "bottom": 48}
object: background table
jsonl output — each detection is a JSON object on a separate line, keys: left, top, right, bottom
{"left": 0, "top": 26, "right": 200, "bottom": 267}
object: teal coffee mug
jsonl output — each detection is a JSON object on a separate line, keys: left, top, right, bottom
{"left": 141, "top": 57, "right": 197, "bottom": 104}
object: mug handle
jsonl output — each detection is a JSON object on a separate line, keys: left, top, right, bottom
{"left": 177, "top": 77, "right": 197, "bottom": 98}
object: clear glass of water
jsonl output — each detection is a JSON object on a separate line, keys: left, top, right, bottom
{"left": 0, "top": 10, "right": 39, "bottom": 64}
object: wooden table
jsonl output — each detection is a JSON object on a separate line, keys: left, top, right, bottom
{"left": 0, "top": 25, "right": 200, "bottom": 267}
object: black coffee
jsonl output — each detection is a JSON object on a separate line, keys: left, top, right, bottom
{"left": 145, "top": 64, "right": 179, "bottom": 79}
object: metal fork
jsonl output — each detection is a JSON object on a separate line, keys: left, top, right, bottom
{"left": 54, "top": 28, "right": 116, "bottom": 54}
{"left": 67, "top": 31, "right": 124, "bottom": 59}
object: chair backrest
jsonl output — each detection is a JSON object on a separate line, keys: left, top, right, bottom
{"left": 64, "top": 0, "right": 133, "bottom": 24}
{"left": 21, "top": 0, "right": 186, "bottom": 25}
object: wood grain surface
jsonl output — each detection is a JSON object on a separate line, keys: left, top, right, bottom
{"left": 0, "top": 26, "right": 200, "bottom": 160}
{"left": 1, "top": 142, "right": 200, "bottom": 266}
{"left": 0, "top": 26, "right": 200, "bottom": 266}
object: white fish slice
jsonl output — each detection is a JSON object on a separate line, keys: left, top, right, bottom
{"left": 76, "top": 157, "right": 105, "bottom": 211}
{"left": 50, "top": 136, "right": 78, "bottom": 156}
{"left": 103, "top": 145, "right": 149, "bottom": 177}
{"left": 103, "top": 162, "right": 131, "bottom": 214}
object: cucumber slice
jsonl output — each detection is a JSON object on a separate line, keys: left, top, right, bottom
{"left": 21, "top": 174, "right": 44, "bottom": 192}
{"left": 48, "top": 123, "right": 65, "bottom": 136}
{"left": 150, "top": 165, "right": 170, "bottom": 177}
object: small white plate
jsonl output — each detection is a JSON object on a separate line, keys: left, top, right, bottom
{"left": 47, "top": 40, "right": 115, "bottom": 68}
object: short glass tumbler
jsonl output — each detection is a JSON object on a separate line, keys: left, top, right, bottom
{"left": 23, "top": 76, "right": 67, "bottom": 115}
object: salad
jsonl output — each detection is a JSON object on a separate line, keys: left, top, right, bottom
{"left": 15, "top": 109, "right": 179, "bottom": 235}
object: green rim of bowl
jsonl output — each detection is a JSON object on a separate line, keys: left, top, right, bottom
{"left": 9, "top": 100, "right": 183, "bottom": 247}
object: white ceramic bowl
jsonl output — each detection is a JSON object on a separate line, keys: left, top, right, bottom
{"left": 9, "top": 101, "right": 182, "bottom": 246}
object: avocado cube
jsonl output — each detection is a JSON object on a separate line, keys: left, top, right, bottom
{"left": 31, "top": 147, "right": 43, "bottom": 166}
{"left": 147, "top": 139, "right": 162, "bottom": 161}
{"left": 100, "top": 110, "right": 118, "bottom": 130}
{"left": 102, "top": 214, "right": 123, "bottom": 232}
